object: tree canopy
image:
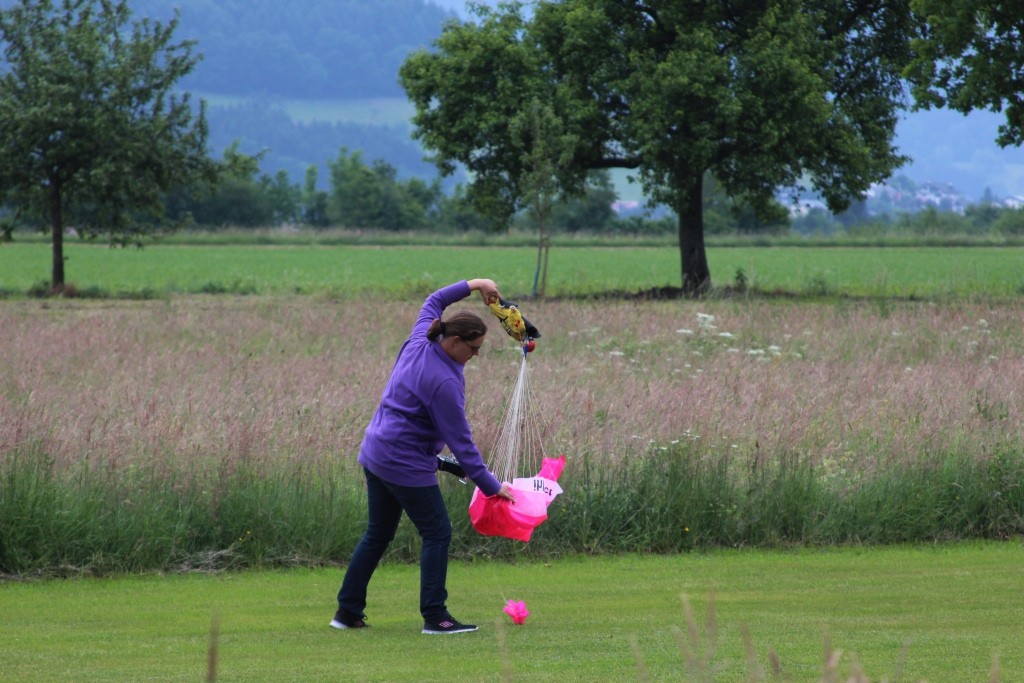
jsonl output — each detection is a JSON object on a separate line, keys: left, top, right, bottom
{"left": 0, "top": 0, "right": 212, "bottom": 289}
{"left": 906, "top": 0, "right": 1024, "bottom": 147}
{"left": 401, "top": 0, "right": 914, "bottom": 294}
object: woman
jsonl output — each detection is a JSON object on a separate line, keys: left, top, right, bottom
{"left": 332, "top": 278, "right": 516, "bottom": 635}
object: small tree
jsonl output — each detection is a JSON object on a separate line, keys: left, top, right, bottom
{"left": 0, "top": 0, "right": 211, "bottom": 290}
{"left": 326, "top": 147, "right": 440, "bottom": 231}
{"left": 301, "top": 166, "right": 329, "bottom": 228}
{"left": 512, "top": 99, "right": 577, "bottom": 298}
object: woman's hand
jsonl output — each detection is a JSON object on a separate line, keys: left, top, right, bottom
{"left": 495, "top": 483, "right": 516, "bottom": 503}
{"left": 467, "top": 278, "right": 500, "bottom": 305}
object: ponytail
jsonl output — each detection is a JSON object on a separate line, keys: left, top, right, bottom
{"left": 427, "top": 319, "right": 445, "bottom": 341}
{"left": 427, "top": 311, "right": 486, "bottom": 342}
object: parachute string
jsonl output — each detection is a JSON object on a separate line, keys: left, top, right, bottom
{"left": 521, "top": 354, "right": 547, "bottom": 463}
{"left": 489, "top": 352, "right": 544, "bottom": 483}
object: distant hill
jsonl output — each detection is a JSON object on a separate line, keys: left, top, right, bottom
{"left": 122, "top": 0, "right": 460, "bottom": 186}
{"left": 130, "top": 0, "right": 455, "bottom": 99}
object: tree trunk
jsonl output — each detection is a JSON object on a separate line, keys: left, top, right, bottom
{"left": 539, "top": 235, "right": 550, "bottom": 297}
{"left": 532, "top": 216, "right": 549, "bottom": 298}
{"left": 49, "top": 183, "right": 65, "bottom": 290}
{"left": 677, "top": 173, "right": 711, "bottom": 296}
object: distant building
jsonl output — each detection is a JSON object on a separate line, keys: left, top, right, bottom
{"left": 1002, "top": 195, "right": 1024, "bottom": 209}
{"left": 914, "top": 181, "right": 966, "bottom": 214}
{"left": 786, "top": 198, "right": 828, "bottom": 217}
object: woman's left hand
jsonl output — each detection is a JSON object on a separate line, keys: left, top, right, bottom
{"left": 468, "top": 278, "right": 500, "bottom": 305}
{"left": 495, "top": 483, "right": 516, "bottom": 503}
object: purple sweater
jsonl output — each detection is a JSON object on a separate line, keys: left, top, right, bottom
{"left": 357, "top": 281, "right": 502, "bottom": 496}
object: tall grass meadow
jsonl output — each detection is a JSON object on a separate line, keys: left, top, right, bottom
{"left": 2, "top": 295, "right": 1023, "bottom": 575}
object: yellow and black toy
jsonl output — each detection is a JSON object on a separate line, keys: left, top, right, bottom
{"left": 488, "top": 296, "right": 541, "bottom": 351}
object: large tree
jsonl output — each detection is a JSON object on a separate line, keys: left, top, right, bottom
{"left": 0, "top": 0, "right": 211, "bottom": 290}
{"left": 401, "top": 0, "right": 913, "bottom": 295}
{"left": 906, "top": 0, "right": 1023, "bottom": 147}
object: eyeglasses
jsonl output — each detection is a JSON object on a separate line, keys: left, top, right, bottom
{"left": 460, "top": 338, "right": 484, "bottom": 355}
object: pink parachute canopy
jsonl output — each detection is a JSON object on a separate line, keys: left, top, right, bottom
{"left": 503, "top": 599, "right": 530, "bottom": 625}
{"left": 469, "top": 455, "right": 565, "bottom": 542}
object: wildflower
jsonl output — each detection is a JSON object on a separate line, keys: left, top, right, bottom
{"left": 676, "top": 328, "right": 694, "bottom": 335}
{"left": 697, "top": 313, "right": 716, "bottom": 330}
{"left": 718, "top": 332, "right": 735, "bottom": 339}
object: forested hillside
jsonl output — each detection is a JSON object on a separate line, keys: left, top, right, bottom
{"left": 130, "top": 0, "right": 454, "bottom": 99}
{"left": 118, "top": 0, "right": 459, "bottom": 184}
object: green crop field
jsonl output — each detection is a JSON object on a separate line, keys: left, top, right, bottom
{"left": 2, "top": 242, "right": 1024, "bottom": 299}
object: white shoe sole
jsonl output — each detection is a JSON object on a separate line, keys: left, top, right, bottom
{"left": 330, "top": 619, "right": 365, "bottom": 630}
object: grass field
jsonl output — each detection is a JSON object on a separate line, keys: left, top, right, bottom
{"left": 2, "top": 241, "right": 1024, "bottom": 299}
{"left": 1, "top": 543, "right": 1020, "bottom": 682}
{"left": 3, "top": 241, "right": 1023, "bottom": 681}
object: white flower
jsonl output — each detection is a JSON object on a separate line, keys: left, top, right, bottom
{"left": 718, "top": 332, "right": 735, "bottom": 339}
{"left": 676, "top": 328, "right": 694, "bottom": 335}
{"left": 609, "top": 351, "right": 625, "bottom": 357}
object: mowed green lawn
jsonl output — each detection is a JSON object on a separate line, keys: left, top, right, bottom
{"left": 2, "top": 242, "right": 1023, "bottom": 298}
{"left": 1, "top": 543, "right": 1021, "bottom": 682}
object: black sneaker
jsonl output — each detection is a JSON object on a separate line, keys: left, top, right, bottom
{"left": 329, "top": 610, "right": 368, "bottom": 630}
{"left": 422, "top": 615, "right": 478, "bottom": 635}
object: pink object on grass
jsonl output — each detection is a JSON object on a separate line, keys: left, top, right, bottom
{"left": 503, "top": 599, "right": 529, "bottom": 625}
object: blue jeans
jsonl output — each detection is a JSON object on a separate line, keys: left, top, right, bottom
{"left": 337, "top": 468, "right": 453, "bottom": 621}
